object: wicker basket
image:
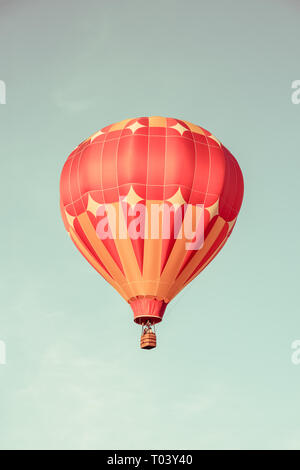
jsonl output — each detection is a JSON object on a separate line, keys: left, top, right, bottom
{"left": 140, "top": 331, "right": 157, "bottom": 350}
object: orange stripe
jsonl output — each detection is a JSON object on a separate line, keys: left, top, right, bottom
{"left": 156, "top": 205, "right": 202, "bottom": 299}
{"left": 166, "top": 217, "right": 226, "bottom": 300}
{"left": 142, "top": 201, "right": 164, "bottom": 296}
{"left": 77, "top": 212, "right": 127, "bottom": 288}
{"left": 182, "top": 236, "right": 228, "bottom": 289}
{"left": 69, "top": 227, "right": 129, "bottom": 300}
{"left": 106, "top": 202, "right": 144, "bottom": 297}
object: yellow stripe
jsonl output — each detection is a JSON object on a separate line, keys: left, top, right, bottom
{"left": 148, "top": 116, "right": 167, "bottom": 128}
{"left": 106, "top": 202, "right": 144, "bottom": 297}
{"left": 182, "top": 120, "right": 205, "bottom": 135}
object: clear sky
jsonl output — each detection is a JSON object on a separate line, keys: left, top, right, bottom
{"left": 0, "top": 0, "right": 300, "bottom": 450}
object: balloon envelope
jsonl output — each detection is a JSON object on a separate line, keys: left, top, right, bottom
{"left": 60, "top": 116, "right": 244, "bottom": 325}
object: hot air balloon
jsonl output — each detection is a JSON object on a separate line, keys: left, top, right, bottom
{"left": 60, "top": 116, "right": 244, "bottom": 349}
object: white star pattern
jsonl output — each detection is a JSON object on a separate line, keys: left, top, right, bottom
{"left": 170, "top": 122, "right": 188, "bottom": 135}
{"left": 206, "top": 199, "right": 219, "bottom": 219}
{"left": 127, "top": 121, "right": 146, "bottom": 134}
{"left": 64, "top": 210, "right": 75, "bottom": 228}
{"left": 123, "top": 186, "right": 144, "bottom": 207}
{"left": 87, "top": 193, "right": 102, "bottom": 216}
{"left": 90, "top": 129, "right": 104, "bottom": 142}
{"left": 166, "top": 188, "right": 186, "bottom": 206}
{"left": 208, "top": 134, "right": 221, "bottom": 147}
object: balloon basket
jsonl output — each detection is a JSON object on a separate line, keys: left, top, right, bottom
{"left": 140, "top": 322, "right": 157, "bottom": 350}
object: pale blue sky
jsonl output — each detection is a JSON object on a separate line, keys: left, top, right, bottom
{"left": 1, "top": 0, "right": 300, "bottom": 450}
